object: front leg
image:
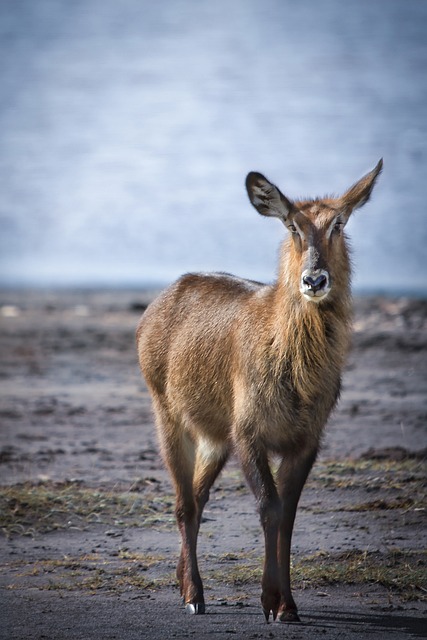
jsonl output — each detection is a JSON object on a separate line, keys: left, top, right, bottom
{"left": 276, "top": 447, "right": 318, "bottom": 622}
{"left": 236, "top": 430, "right": 281, "bottom": 622}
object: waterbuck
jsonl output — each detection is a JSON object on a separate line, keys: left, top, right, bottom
{"left": 136, "top": 160, "right": 383, "bottom": 622}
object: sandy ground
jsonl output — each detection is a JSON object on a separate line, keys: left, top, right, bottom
{"left": 0, "top": 289, "right": 426, "bottom": 639}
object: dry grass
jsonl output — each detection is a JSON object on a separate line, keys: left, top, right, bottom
{"left": 1, "top": 458, "right": 426, "bottom": 601}
{"left": 3, "top": 458, "right": 421, "bottom": 537}
{"left": 5, "top": 548, "right": 425, "bottom": 600}
{"left": 0, "top": 480, "right": 175, "bottom": 537}
{"left": 340, "top": 497, "right": 416, "bottom": 512}
{"left": 208, "top": 549, "right": 426, "bottom": 602}
{"left": 6, "top": 551, "right": 172, "bottom": 593}
{"left": 308, "top": 457, "right": 426, "bottom": 492}
{"left": 292, "top": 549, "right": 427, "bottom": 600}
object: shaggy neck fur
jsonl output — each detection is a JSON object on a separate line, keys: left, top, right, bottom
{"left": 268, "top": 237, "right": 353, "bottom": 404}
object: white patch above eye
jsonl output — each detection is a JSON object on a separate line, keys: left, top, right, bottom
{"left": 293, "top": 220, "right": 305, "bottom": 239}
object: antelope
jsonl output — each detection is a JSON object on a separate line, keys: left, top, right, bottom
{"left": 136, "top": 160, "right": 383, "bottom": 622}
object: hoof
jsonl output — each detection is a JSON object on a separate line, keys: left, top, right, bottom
{"left": 262, "top": 608, "right": 278, "bottom": 623}
{"left": 185, "top": 602, "right": 205, "bottom": 615}
{"left": 277, "top": 609, "right": 301, "bottom": 623}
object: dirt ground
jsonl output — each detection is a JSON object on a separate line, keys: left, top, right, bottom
{"left": 0, "top": 289, "right": 426, "bottom": 639}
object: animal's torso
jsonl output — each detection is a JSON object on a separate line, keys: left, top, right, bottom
{"left": 137, "top": 272, "right": 350, "bottom": 454}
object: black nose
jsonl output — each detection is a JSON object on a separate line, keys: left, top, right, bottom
{"left": 303, "top": 274, "right": 327, "bottom": 293}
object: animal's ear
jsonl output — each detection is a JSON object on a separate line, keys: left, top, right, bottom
{"left": 339, "top": 159, "right": 383, "bottom": 219}
{"left": 246, "top": 172, "right": 293, "bottom": 222}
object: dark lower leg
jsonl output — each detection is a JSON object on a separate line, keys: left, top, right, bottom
{"left": 277, "top": 522, "right": 299, "bottom": 621}
{"left": 238, "top": 439, "right": 281, "bottom": 622}
{"left": 277, "top": 449, "right": 317, "bottom": 622}
{"left": 260, "top": 501, "right": 281, "bottom": 621}
{"left": 175, "top": 497, "right": 204, "bottom": 611}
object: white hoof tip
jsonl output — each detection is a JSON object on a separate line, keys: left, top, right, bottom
{"left": 185, "top": 602, "right": 205, "bottom": 615}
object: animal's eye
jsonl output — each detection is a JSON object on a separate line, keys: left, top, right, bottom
{"left": 333, "top": 221, "right": 343, "bottom": 232}
{"left": 288, "top": 224, "right": 298, "bottom": 234}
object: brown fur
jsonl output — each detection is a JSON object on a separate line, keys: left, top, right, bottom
{"left": 136, "top": 160, "right": 382, "bottom": 621}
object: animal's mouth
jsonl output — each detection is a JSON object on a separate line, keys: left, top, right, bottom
{"left": 300, "top": 270, "right": 331, "bottom": 302}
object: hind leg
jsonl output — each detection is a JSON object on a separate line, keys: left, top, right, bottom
{"left": 176, "top": 438, "right": 229, "bottom": 612}
{"left": 162, "top": 430, "right": 204, "bottom": 613}
{"left": 155, "top": 407, "right": 205, "bottom": 612}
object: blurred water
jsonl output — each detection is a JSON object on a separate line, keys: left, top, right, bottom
{"left": 0, "top": 0, "right": 426, "bottom": 294}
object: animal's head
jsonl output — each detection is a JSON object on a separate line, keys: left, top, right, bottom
{"left": 246, "top": 160, "right": 383, "bottom": 302}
